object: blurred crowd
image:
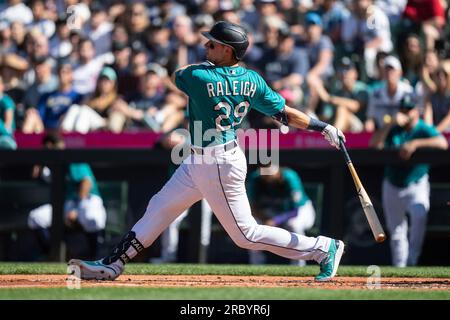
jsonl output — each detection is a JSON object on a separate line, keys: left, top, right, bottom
{"left": 1, "top": 0, "right": 450, "bottom": 149}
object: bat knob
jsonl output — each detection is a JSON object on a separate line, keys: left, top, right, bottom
{"left": 376, "top": 234, "right": 387, "bottom": 243}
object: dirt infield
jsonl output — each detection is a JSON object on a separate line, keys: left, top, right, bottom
{"left": 1, "top": 275, "right": 449, "bottom": 290}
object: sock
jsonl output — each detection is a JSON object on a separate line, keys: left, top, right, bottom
{"left": 102, "top": 231, "right": 144, "bottom": 267}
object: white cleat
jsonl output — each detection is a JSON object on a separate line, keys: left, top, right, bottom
{"left": 68, "top": 259, "right": 123, "bottom": 280}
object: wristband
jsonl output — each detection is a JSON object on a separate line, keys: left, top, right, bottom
{"left": 307, "top": 117, "right": 328, "bottom": 132}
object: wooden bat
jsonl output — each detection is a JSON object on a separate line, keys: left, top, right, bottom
{"left": 339, "top": 139, "right": 386, "bottom": 243}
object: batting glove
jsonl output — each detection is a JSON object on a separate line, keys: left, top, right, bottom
{"left": 322, "top": 124, "right": 346, "bottom": 149}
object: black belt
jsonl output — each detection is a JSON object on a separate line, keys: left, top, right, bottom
{"left": 191, "top": 140, "right": 238, "bottom": 155}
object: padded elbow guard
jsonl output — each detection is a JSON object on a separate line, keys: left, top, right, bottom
{"left": 271, "top": 109, "right": 289, "bottom": 126}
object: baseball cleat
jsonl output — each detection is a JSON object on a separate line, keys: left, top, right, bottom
{"left": 68, "top": 259, "right": 123, "bottom": 280}
{"left": 315, "top": 239, "right": 345, "bottom": 282}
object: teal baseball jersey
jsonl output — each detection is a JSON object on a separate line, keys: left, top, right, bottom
{"left": 384, "top": 119, "right": 441, "bottom": 187}
{"left": 0, "top": 93, "right": 16, "bottom": 135}
{"left": 66, "top": 163, "right": 101, "bottom": 201}
{"left": 175, "top": 63, "right": 285, "bottom": 147}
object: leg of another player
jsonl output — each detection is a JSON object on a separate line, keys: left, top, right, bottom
{"left": 382, "top": 178, "right": 409, "bottom": 267}
{"left": 406, "top": 176, "right": 430, "bottom": 266}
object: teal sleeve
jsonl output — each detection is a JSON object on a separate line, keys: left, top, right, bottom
{"left": 252, "top": 73, "right": 285, "bottom": 116}
{"left": 69, "top": 163, "right": 94, "bottom": 183}
{"left": 1, "top": 95, "right": 15, "bottom": 111}
{"left": 283, "top": 169, "right": 308, "bottom": 206}
{"left": 0, "top": 121, "right": 9, "bottom": 136}
{"left": 421, "top": 123, "right": 441, "bottom": 138}
{"left": 174, "top": 67, "right": 193, "bottom": 95}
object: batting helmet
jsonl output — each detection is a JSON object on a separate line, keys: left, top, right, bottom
{"left": 201, "top": 21, "right": 249, "bottom": 60}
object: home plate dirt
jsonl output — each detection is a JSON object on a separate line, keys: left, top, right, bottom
{"left": 0, "top": 275, "right": 449, "bottom": 290}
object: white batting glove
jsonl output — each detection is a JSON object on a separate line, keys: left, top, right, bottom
{"left": 322, "top": 124, "right": 346, "bottom": 149}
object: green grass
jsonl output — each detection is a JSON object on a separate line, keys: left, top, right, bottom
{"left": 0, "top": 287, "right": 449, "bottom": 300}
{"left": 0, "top": 263, "right": 449, "bottom": 300}
{"left": 0, "top": 263, "right": 449, "bottom": 278}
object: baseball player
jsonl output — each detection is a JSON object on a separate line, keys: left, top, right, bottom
{"left": 370, "top": 94, "right": 448, "bottom": 266}
{"left": 247, "top": 164, "right": 316, "bottom": 266}
{"left": 69, "top": 21, "right": 345, "bottom": 281}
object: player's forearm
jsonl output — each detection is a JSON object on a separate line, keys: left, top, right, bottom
{"left": 369, "top": 123, "right": 394, "bottom": 149}
{"left": 411, "top": 136, "right": 448, "bottom": 150}
{"left": 284, "top": 105, "right": 316, "bottom": 130}
{"left": 330, "top": 96, "right": 361, "bottom": 113}
{"left": 78, "top": 178, "right": 92, "bottom": 200}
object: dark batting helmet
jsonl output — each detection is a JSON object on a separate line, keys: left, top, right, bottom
{"left": 201, "top": 21, "right": 249, "bottom": 60}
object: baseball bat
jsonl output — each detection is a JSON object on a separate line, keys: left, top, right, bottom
{"left": 339, "top": 139, "right": 387, "bottom": 243}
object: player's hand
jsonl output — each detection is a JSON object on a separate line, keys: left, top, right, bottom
{"left": 322, "top": 124, "right": 346, "bottom": 149}
{"left": 399, "top": 141, "right": 417, "bottom": 160}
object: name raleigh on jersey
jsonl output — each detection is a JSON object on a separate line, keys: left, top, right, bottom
{"left": 206, "top": 81, "right": 257, "bottom": 98}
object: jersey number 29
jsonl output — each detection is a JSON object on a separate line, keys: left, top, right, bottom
{"left": 214, "top": 101, "right": 250, "bottom": 131}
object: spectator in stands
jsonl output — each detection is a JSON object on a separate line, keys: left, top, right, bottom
{"left": 112, "top": 64, "right": 185, "bottom": 133}
{"left": 10, "top": 21, "right": 27, "bottom": 57}
{"left": 420, "top": 50, "right": 441, "bottom": 94}
{"left": 315, "top": 0, "right": 350, "bottom": 43}
{"left": 401, "top": 0, "right": 446, "bottom": 51}
{"left": 117, "top": 45, "right": 149, "bottom": 96}
{"left": 367, "top": 51, "right": 389, "bottom": 91}
{"left": 61, "top": 66, "right": 121, "bottom": 133}
{"left": 315, "top": 57, "right": 369, "bottom": 132}
{"left": 424, "top": 66, "right": 450, "bottom": 132}
{"left": 72, "top": 38, "right": 113, "bottom": 95}
{"left": 21, "top": 56, "right": 58, "bottom": 128}
{"left": 246, "top": 163, "right": 316, "bottom": 266}
{"left": 370, "top": 93, "right": 448, "bottom": 266}
{"left": 365, "top": 55, "right": 413, "bottom": 132}
{"left": 83, "top": 2, "right": 113, "bottom": 57}
{"left": 110, "top": 40, "right": 132, "bottom": 95}
{"left": 22, "top": 60, "right": 83, "bottom": 133}
{"left": 260, "top": 20, "right": 308, "bottom": 106}
{"left": 29, "top": 32, "right": 50, "bottom": 63}
{"left": 0, "top": 75, "right": 17, "bottom": 149}
{"left": 399, "top": 34, "right": 423, "bottom": 87}
{"left": 0, "top": 52, "right": 28, "bottom": 106}
{"left": 49, "top": 15, "right": 73, "bottom": 59}
{"left": 169, "top": 15, "right": 205, "bottom": 70}
{"left": 0, "top": 0, "right": 33, "bottom": 25}
{"left": 125, "top": 2, "right": 150, "bottom": 45}
{"left": 29, "top": 0, "right": 55, "bottom": 39}
{"left": 144, "top": 22, "right": 173, "bottom": 69}
{"left": 0, "top": 20, "right": 16, "bottom": 55}
{"left": 28, "top": 133, "right": 107, "bottom": 260}
{"left": 341, "top": 0, "right": 393, "bottom": 79}
{"left": 298, "top": 12, "right": 334, "bottom": 115}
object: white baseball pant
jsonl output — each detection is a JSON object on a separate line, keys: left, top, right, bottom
{"left": 129, "top": 141, "right": 331, "bottom": 263}
{"left": 382, "top": 175, "right": 430, "bottom": 267}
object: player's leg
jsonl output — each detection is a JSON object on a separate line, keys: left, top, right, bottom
{"left": 69, "top": 161, "right": 202, "bottom": 280}
{"left": 150, "top": 210, "right": 189, "bottom": 263}
{"left": 193, "top": 149, "right": 342, "bottom": 280}
{"left": 405, "top": 175, "right": 430, "bottom": 266}
{"left": 382, "top": 178, "right": 408, "bottom": 267}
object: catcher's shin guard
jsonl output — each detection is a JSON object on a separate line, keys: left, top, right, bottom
{"left": 102, "top": 231, "right": 145, "bottom": 265}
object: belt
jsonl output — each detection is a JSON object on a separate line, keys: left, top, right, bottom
{"left": 191, "top": 140, "right": 238, "bottom": 155}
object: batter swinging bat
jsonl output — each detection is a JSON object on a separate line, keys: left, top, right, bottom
{"left": 339, "top": 139, "right": 386, "bottom": 243}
